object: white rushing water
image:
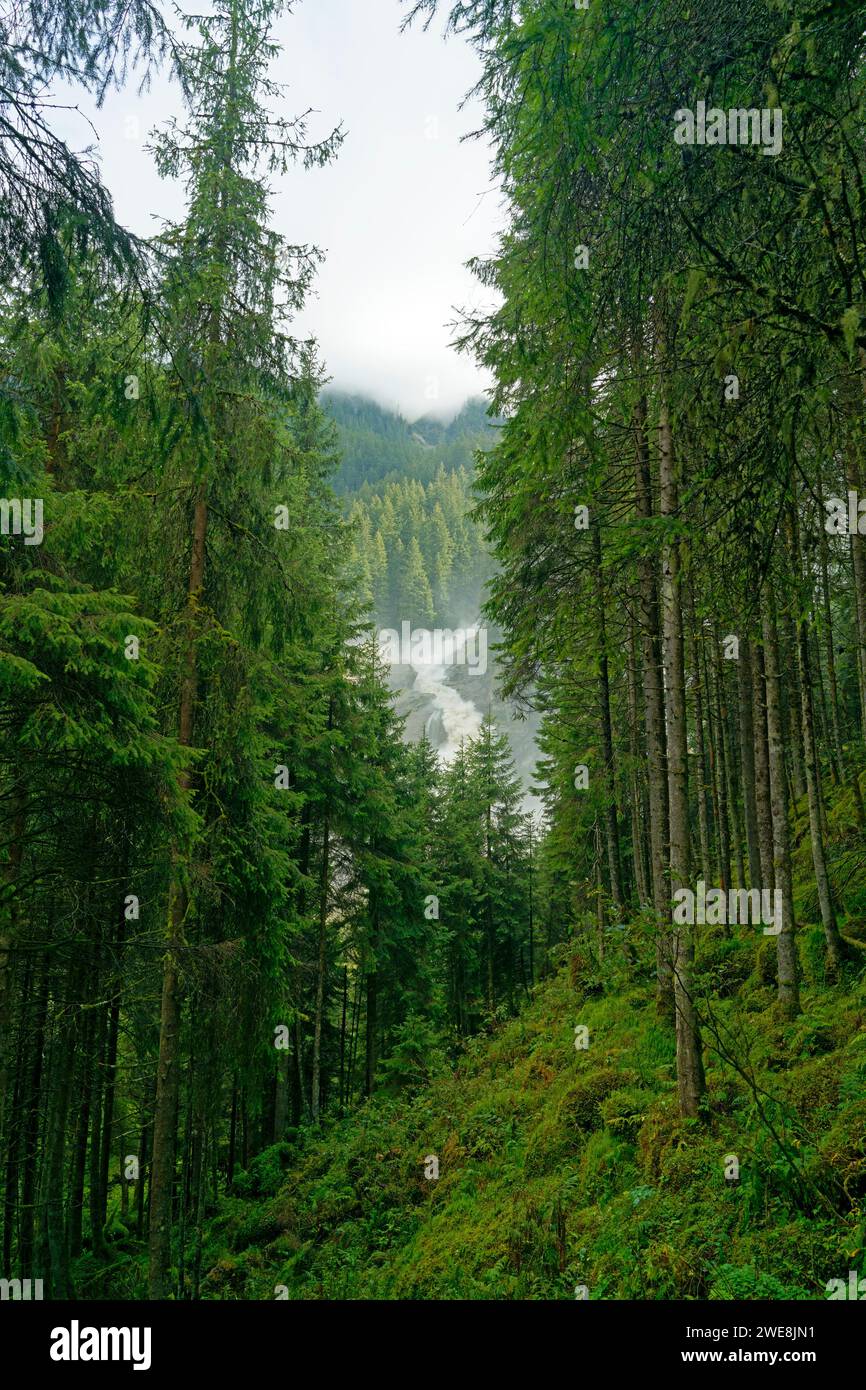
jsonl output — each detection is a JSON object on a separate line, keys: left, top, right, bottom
{"left": 410, "top": 659, "right": 484, "bottom": 763}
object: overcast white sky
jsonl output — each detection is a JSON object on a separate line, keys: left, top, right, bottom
{"left": 57, "top": 0, "right": 504, "bottom": 420}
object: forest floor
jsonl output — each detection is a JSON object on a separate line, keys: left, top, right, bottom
{"left": 192, "top": 783, "right": 866, "bottom": 1301}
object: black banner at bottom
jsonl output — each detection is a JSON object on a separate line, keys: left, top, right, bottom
{"left": 0, "top": 1295, "right": 856, "bottom": 1373}
{"left": 0, "top": 1297, "right": 859, "bottom": 1376}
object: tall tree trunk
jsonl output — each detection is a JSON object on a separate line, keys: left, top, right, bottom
{"left": 751, "top": 640, "right": 776, "bottom": 892}
{"left": 273, "top": 1052, "right": 289, "bottom": 1141}
{"left": 68, "top": 998, "right": 95, "bottom": 1262}
{"left": 365, "top": 897, "right": 379, "bottom": 1096}
{"left": 227, "top": 1080, "right": 238, "bottom": 1190}
{"left": 347, "top": 962, "right": 363, "bottom": 1108}
{"left": 311, "top": 805, "right": 332, "bottom": 1122}
{"left": 688, "top": 587, "right": 712, "bottom": 883}
{"left": 817, "top": 482, "right": 865, "bottom": 824}
{"left": 0, "top": 788, "right": 27, "bottom": 1145}
{"left": 2, "top": 953, "right": 30, "bottom": 1272}
{"left": 847, "top": 359, "right": 866, "bottom": 730}
{"left": 592, "top": 522, "right": 624, "bottom": 911}
{"left": 796, "top": 611, "right": 845, "bottom": 977}
{"left": 626, "top": 607, "right": 651, "bottom": 904}
{"left": 718, "top": 639, "right": 746, "bottom": 889}
{"left": 311, "top": 692, "right": 335, "bottom": 1121}
{"left": 136, "top": 1108, "right": 150, "bottom": 1237}
{"left": 814, "top": 487, "right": 847, "bottom": 785}
{"left": 634, "top": 392, "right": 671, "bottom": 1010}
{"left": 148, "top": 481, "right": 207, "bottom": 1299}
{"left": 711, "top": 639, "right": 737, "bottom": 899}
{"left": 738, "top": 638, "right": 762, "bottom": 887}
{"left": 88, "top": 988, "right": 108, "bottom": 1257}
{"left": 761, "top": 595, "right": 799, "bottom": 1017}
{"left": 42, "top": 956, "right": 83, "bottom": 1297}
{"left": 527, "top": 821, "right": 536, "bottom": 986}
{"left": 659, "top": 391, "right": 705, "bottom": 1118}
{"left": 19, "top": 959, "right": 48, "bottom": 1279}
{"left": 780, "top": 607, "right": 806, "bottom": 802}
{"left": 338, "top": 965, "right": 348, "bottom": 1114}
{"left": 97, "top": 892, "right": 126, "bottom": 1246}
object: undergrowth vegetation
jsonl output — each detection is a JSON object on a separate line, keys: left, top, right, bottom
{"left": 193, "top": 789, "right": 866, "bottom": 1302}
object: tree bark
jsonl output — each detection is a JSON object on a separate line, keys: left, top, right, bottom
{"left": 311, "top": 804, "right": 332, "bottom": 1122}
{"left": 633, "top": 392, "right": 671, "bottom": 1010}
{"left": 761, "top": 595, "right": 799, "bottom": 1017}
{"left": 738, "top": 638, "right": 762, "bottom": 887}
{"left": 626, "top": 606, "right": 651, "bottom": 904}
{"left": 148, "top": 482, "right": 207, "bottom": 1299}
{"left": 752, "top": 641, "right": 775, "bottom": 892}
{"left": 659, "top": 391, "right": 705, "bottom": 1118}
{"left": 592, "top": 522, "right": 624, "bottom": 911}
{"left": 796, "top": 611, "right": 845, "bottom": 977}
{"left": 687, "top": 587, "right": 713, "bottom": 883}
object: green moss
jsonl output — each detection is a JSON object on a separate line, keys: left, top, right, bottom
{"left": 599, "top": 1086, "right": 654, "bottom": 1144}
{"left": 199, "top": 825, "right": 866, "bottom": 1302}
{"left": 557, "top": 1068, "right": 621, "bottom": 1132}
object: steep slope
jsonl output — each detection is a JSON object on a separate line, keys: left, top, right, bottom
{"left": 201, "top": 797, "right": 866, "bottom": 1300}
{"left": 323, "top": 390, "right": 495, "bottom": 493}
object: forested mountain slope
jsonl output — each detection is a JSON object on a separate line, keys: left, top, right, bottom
{"left": 198, "top": 778, "right": 866, "bottom": 1301}
{"left": 3, "top": 0, "right": 866, "bottom": 1313}
{"left": 323, "top": 391, "right": 494, "bottom": 494}
{"left": 344, "top": 464, "right": 493, "bottom": 629}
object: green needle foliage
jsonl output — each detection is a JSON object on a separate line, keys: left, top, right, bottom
{"left": 0, "top": 0, "right": 865, "bottom": 1305}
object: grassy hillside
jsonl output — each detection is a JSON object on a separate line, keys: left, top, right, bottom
{"left": 198, "top": 792, "right": 866, "bottom": 1302}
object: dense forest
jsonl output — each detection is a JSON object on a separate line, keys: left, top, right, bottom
{"left": 1, "top": 0, "right": 866, "bottom": 1310}
{"left": 324, "top": 391, "right": 493, "bottom": 493}
{"left": 346, "top": 466, "right": 492, "bottom": 626}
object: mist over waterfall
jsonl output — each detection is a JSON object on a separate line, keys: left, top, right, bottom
{"left": 331, "top": 390, "right": 541, "bottom": 799}
{"left": 384, "top": 642, "right": 542, "bottom": 813}
{"left": 409, "top": 658, "right": 484, "bottom": 763}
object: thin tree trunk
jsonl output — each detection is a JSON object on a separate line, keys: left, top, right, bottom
{"left": 227, "top": 1080, "right": 238, "bottom": 1189}
{"left": 148, "top": 481, "right": 207, "bottom": 1300}
{"left": 711, "top": 640, "right": 735, "bottom": 900}
{"left": 626, "top": 607, "right": 650, "bottom": 904}
{"left": 135, "top": 1115, "right": 150, "bottom": 1237}
{"left": 311, "top": 803, "right": 332, "bottom": 1122}
{"left": 815, "top": 485, "right": 847, "bottom": 785}
{"left": 752, "top": 640, "right": 775, "bottom": 892}
{"left": 738, "top": 638, "right": 762, "bottom": 886}
{"left": 273, "top": 1052, "right": 289, "bottom": 1141}
{"left": 688, "top": 586, "right": 712, "bottom": 883}
{"left": 365, "top": 901, "right": 379, "bottom": 1096}
{"left": 706, "top": 639, "right": 722, "bottom": 889}
{"left": 97, "top": 894, "right": 126, "bottom": 1245}
{"left": 88, "top": 995, "right": 108, "bottom": 1258}
{"left": 68, "top": 999, "right": 95, "bottom": 1261}
{"left": 592, "top": 522, "right": 624, "bottom": 911}
{"left": 796, "top": 611, "right": 845, "bottom": 977}
{"left": 781, "top": 607, "right": 806, "bottom": 802}
{"left": 346, "top": 962, "right": 362, "bottom": 1108}
{"left": 634, "top": 392, "right": 671, "bottom": 1009}
{"left": 761, "top": 595, "right": 799, "bottom": 1017}
{"left": 527, "top": 821, "right": 536, "bottom": 985}
{"left": 718, "top": 641, "right": 745, "bottom": 889}
{"left": 0, "top": 789, "right": 27, "bottom": 1154}
{"left": 19, "top": 960, "right": 48, "bottom": 1279}
{"left": 338, "top": 965, "right": 348, "bottom": 1114}
{"left": 42, "top": 953, "right": 83, "bottom": 1297}
{"left": 847, "top": 359, "right": 866, "bottom": 730}
{"left": 2, "top": 953, "right": 30, "bottom": 1271}
{"left": 659, "top": 389, "right": 705, "bottom": 1118}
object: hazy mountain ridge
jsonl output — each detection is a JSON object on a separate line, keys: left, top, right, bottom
{"left": 322, "top": 390, "right": 497, "bottom": 493}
